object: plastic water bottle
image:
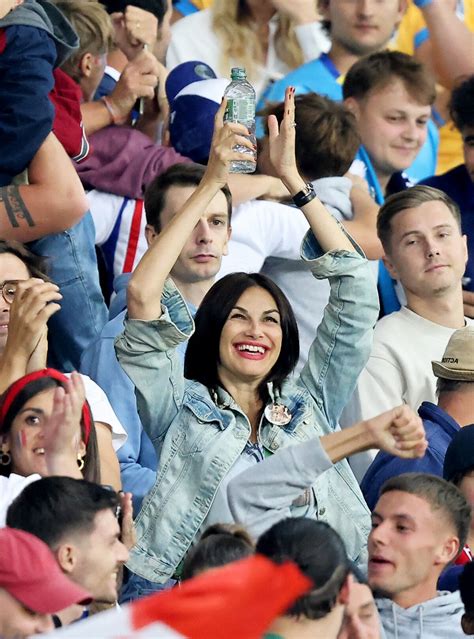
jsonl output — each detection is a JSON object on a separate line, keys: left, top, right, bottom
{"left": 223, "top": 67, "right": 256, "bottom": 173}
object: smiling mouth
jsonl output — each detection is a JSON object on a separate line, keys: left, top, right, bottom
{"left": 234, "top": 343, "right": 269, "bottom": 360}
{"left": 32, "top": 448, "right": 45, "bottom": 455}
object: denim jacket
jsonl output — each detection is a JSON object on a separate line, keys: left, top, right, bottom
{"left": 115, "top": 231, "right": 379, "bottom": 583}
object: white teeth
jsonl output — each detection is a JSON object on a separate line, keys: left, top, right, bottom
{"left": 237, "top": 344, "right": 265, "bottom": 354}
{"left": 33, "top": 448, "right": 45, "bottom": 455}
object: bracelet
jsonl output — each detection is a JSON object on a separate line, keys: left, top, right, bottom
{"left": 100, "top": 95, "right": 128, "bottom": 126}
{"left": 292, "top": 182, "right": 317, "bottom": 208}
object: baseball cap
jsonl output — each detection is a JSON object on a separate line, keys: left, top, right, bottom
{"left": 0, "top": 528, "right": 92, "bottom": 614}
{"left": 443, "top": 424, "right": 474, "bottom": 482}
{"left": 166, "top": 62, "right": 228, "bottom": 164}
{"left": 431, "top": 326, "right": 474, "bottom": 381}
{"left": 166, "top": 60, "right": 217, "bottom": 104}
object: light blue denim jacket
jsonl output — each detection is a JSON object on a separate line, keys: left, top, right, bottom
{"left": 115, "top": 230, "right": 379, "bottom": 583}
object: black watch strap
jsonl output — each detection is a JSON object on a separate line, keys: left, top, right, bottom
{"left": 292, "top": 183, "right": 317, "bottom": 208}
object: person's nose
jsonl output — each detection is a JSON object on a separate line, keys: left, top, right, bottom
{"left": 244, "top": 317, "right": 264, "bottom": 339}
{"left": 425, "top": 238, "right": 441, "bottom": 258}
{"left": 195, "top": 219, "right": 212, "bottom": 245}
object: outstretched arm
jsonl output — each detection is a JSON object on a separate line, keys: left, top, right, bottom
{"left": 268, "top": 86, "right": 355, "bottom": 254}
{"left": 0, "top": 133, "right": 88, "bottom": 242}
{"left": 228, "top": 405, "right": 427, "bottom": 536}
{"left": 127, "top": 99, "right": 255, "bottom": 320}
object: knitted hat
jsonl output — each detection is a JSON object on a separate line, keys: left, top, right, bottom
{"left": 443, "top": 424, "right": 474, "bottom": 482}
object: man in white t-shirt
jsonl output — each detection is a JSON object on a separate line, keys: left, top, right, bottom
{"left": 341, "top": 185, "right": 472, "bottom": 480}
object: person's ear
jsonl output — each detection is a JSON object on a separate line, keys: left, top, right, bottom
{"left": 79, "top": 52, "right": 94, "bottom": 79}
{"left": 56, "top": 544, "right": 78, "bottom": 575}
{"left": 338, "top": 573, "right": 353, "bottom": 606}
{"left": 78, "top": 439, "right": 86, "bottom": 458}
{"left": 462, "top": 234, "right": 468, "bottom": 266}
{"left": 222, "top": 225, "right": 232, "bottom": 257}
{"left": 343, "top": 97, "right": 361, "bottom": 122}
{"left": 382, "top": 253, "right": 400, "bottom": 280}
{"left": 145, "top": 224, "right": 158, "bottom": 247}
{"left": 433, "top": 535, "right": 460, "bottom": 566}
{"left": 396, "top": 0, "right": 408, "bottom": 24}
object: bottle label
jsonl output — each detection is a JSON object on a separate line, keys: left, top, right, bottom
{"left": 225, "top": 98, "right": 255, "bottom": 123}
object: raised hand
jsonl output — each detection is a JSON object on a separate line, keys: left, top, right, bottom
{"left": 267, "top": 86, "right": 299, "bottom": 186}
{"left": 365, "top": 405, "right": 428, "bottom": 459}
{"left": 204, "top": 98, "right": 256, "bottom": 187}
{"left": 43, "top": 372, "right": 86, "bottom": 478}
{"left": 4, "top": 278, "right": 61, "bottom": 362}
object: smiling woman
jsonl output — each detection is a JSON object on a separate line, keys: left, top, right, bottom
{"left": 116, "top": 87, "right": 380, "bottom": 584}
{"left": 0, "top": 370, "right": 100, "bottom": 484}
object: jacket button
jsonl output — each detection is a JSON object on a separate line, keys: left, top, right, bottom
{"left": 270, "top": 441, "right": 278, "bottom": 451}
{"left": 319, "top": 507, "right": 326, "bottom": 516}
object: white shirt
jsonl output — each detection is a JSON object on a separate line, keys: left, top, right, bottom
{"left": 75, "top": 374, "right": 127, "bottom": 452}
{"left": 167, "top": 9, "right": 330, "bottom": 99}
{"left": 0, "top": 473, "right": 40, "bottom": 527}
{"left": 340, "top": 307, "right": 474, "bottom": 480}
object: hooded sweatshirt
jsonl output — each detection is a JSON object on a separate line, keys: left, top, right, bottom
{"left": 0, "top": 0, "right": 79, "bottom": 184}
{"left": 376, "top": 591, "right": 469, "bottom": 639}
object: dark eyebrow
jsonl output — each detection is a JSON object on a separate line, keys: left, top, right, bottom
{"left": 400, "top": 223, "right": 454, "bottom": 241}
{"left": 232, "top": 306, "right": 280, "bottom": 315}
{"left": 16, "top": 408, "right": 45, "bottom": 416}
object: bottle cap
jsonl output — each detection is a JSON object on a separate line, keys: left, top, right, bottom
{"left": 230, "top": 67, "right": 247, "bottom": 81}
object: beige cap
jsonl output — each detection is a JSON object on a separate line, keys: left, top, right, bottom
{"left": 431, "top": 325, "right": 474, "bottom": 381}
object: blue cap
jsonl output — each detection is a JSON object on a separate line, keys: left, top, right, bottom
{"left": 168, "top": 75, "right": 229, "bottom": 164}
{"left": 166, "top": 61, "right": 217, "bottom": 104}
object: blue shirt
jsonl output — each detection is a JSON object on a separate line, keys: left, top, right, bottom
{"left": 259, "top": 53, "right": 439, "bottom": 183}
{"left": 361, "top": 402, "right": 461, "bottom": 510}
{"left": 421, "top": 164, "right": 474, "bottom": 292}
{"left": 80, "top": 274, "right": 196, "bottom": 513}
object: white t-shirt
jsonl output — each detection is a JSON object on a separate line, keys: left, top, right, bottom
{"left": 0, "top": 473, "right": 40, "bottom": 527}
{"left": 340, "top": 307, "right": 473, "bottom": 480}
{"left": 167, "top": 9, "right": 330, "bottom": 99}
{"left": 75, "top": 374, "right": 127, "bottom": 452}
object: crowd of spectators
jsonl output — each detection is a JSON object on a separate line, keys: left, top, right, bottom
{"left": 0, "top": 0, "right": 473, "bottom": 637}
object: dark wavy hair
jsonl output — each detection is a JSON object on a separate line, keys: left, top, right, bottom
{"left": 0, "top": 377, "right": 100, "bottom": 483}
{"left": 184, "top": 273, "right": 299, "bottom": 398}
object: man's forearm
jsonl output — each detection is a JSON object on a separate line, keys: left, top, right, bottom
{"left": 319, "top": 421, "right": 374, "bottom": 463}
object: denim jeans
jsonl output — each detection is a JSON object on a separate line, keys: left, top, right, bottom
{"left": 119, "top": 569, "right": 175, "bottom": 604}
{"left": 28, "top": 212, "right": 108, "bottom": 372}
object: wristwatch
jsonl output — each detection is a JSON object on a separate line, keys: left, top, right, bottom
{"left": 292, "top": 183, "right": 317, "bottom": 208}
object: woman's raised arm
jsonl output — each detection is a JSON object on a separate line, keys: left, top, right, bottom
{"left": 127, "top": 98, "right": 255, "bottom": 320}
{"left": 267, "top": 87, "right": 355, "bottom": 255}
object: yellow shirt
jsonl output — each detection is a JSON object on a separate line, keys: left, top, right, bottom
{"left": 395, "top": 0, "right": 474, "bottom": 174}
{"left": 191, "top": 0, "right": 212, "bottom": 8}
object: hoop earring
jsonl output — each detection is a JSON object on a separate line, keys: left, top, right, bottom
{"left": 77, "top": 456, "right": 85, "bottom": 471}
{"left": 0, "top": 450, "right": 11, "bottom": 466}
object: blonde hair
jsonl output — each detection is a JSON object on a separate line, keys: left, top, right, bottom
{"left": 211, "top": 0, "right": 304, "bottom": 80}
{"left": 55, "top": 0, "right": 113, "bottom": 83}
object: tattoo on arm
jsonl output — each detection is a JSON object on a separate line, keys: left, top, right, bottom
{"left": 0, "top": 185, "right": 35, "bottom": 228}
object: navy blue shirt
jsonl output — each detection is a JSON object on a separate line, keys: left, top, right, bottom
{"left": 361, "top": 402, "right": 461, "bottom": 510}
{"left": 421, "top": 164, "right": 474, "bottom": 292}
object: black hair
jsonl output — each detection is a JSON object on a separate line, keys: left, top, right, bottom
{"left": 0, "top": 240, "right": 50, "bottom": 281}
{"left": 460, "top": 562, "right": 474, "bottom": 635}
{"left": 6, "top": 477, "right": 119, "bottom": 548}
{"left": 256, "top": 518, "right": 350, "bottom": 620}
{"left": 181, "top": 523, "right": 254, "bottom": 580}
{"left": 437, "top": 378, "right": 473, "bottom": 397}
{"left": 144, "top": 163, "right": 232, "bottom": 233}
{"left": 0, "top": 377, "right": 100, "bottom": 484}
{"left": 184, "top": 272, "right": 299, "bottom": 398}
{"left": 450, "top": 75, "right": 474, "bottom": 132}
{"left": 101, "top": 0, "right": 168, "bottom": 24}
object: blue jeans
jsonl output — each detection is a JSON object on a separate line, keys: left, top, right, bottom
{"left": 28, "top": 212, "right": 108, "bottom": 372}
{"left": 119, "top": 569, "right": 175, "bottom": 603}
